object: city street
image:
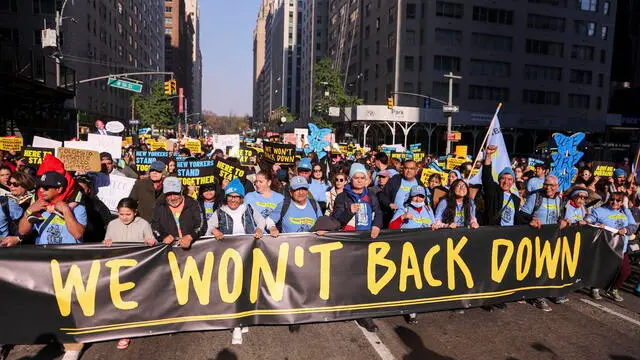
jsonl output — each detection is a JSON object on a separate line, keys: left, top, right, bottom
{"left": 7, "top": 289, "right": 640, "bottom": 360}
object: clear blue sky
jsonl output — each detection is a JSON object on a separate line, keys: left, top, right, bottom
{"left": 200, "top": 1, "right": 256, "bottom": 116}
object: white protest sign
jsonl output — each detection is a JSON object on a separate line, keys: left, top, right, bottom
{"left": 88, "top": 134, "right": 123, "bottom": 159}
{"left": 96, "top": 175, "right": 137, "bottom": 213}
{"left": 63, "top": 140, "right": 95, "bottom": 152}
{"left": 294, "top": 128, "right": 308, "bottom": 148}
{"left": 33, "top": 136, "right": 62, "bottom": 149}
{"left": 105, "top": 121, "right": 125, "bottom": 134}
{"left": 215, "top": 134, "right": 240, "bottom": 156}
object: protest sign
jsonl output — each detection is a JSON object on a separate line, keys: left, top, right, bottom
{"left": 263, "top": 141, "right": 296, "bottom": 164}
{"left": 409, "top": 143, "right": 421, "bottom": 152}
{"left": 527, "top": 158, "right": 545, "bottom": 171}
{"left": 282, "top": 133, "right": 297, "bottom": 145}
{"left": 413, "top": 151, "right": 425, "bottom": 163}
{"left": 0, "top": 137, "right": 23, "bottom": 151}
{"left": 134, "top": 151, "right": 170, "bottom": 174}
{"left": 22, "top": 147, "right": 54, "bottom": 166}
{"left": 214, "top": 158, "right": 246, "bottom": 181}
{"left": 216, "top": 134, "right": 240, "bottom": 156}
{"left": 32, "top": 136, "right": 62, "bottom": 149}
{"left": 0, "top": 226, "right": 618, "bottom": 344}
{"left": 420, "top": 168, "right": 448, "bottom": 185}
{"left": 550, "top": 132, "right": 585, "bottom": 192}
{"left": 185, "top": 140, "right": 202, "bottom": 154}
{"left": 96, "top": 175, "right": 137, "bottom": 212}
{"left": 176, "top": 159, "right": 216, "bottom": 185}
{"left": 455, "top": 145, "right": 468, "bottom": 158}
{"left": 294, "top": 128, "right": 309, "bottom": 149}
{"left": 147, "top": 140, "right": 168, "bottom": 151}
{"left": 592, "top": 161, "right": 615, "bottom": 177}
{"left": 390, "top": 151, "right": 406, "bottom": 160}
{"left": 238, "top": 146, "right": 257, "bottom": 166}
{"left": 57, "top": 148, "right": 101, "bottom": 172}
{"left": 446, "top": 157, "right": 467, "bottom": 170}
{"left": 87, "top": 134, "right": 123, "bottom": 159}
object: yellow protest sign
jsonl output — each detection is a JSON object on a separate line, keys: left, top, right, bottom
{"left": 0, "top": 137, "right": 23, "bottom": 151}
{"left": 455, "top": 146, "right": 468, "bottom": 158}
{"left": 185, "top": 140, "right": 202, "bottom": 154}
{"left": 149, "top": 141, "right": 168, "bottom": 151}
{"left": 412, "top": 152, "right": 425, "bottom": 163}
{"left": 446, "top": 157, "right": 466, "bottom": 170}
{"left": 420, "top": 168, "right": 448, "bottom": 185}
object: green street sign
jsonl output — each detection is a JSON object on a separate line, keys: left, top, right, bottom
{"left": 107, "top": 77, "right": 143, "bottom": 93}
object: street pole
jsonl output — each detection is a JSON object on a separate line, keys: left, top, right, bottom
{"left": 444, "top": 72, "right": 462, "bottom": 155}
{"left": 184, "top": 97, "right": 188, "bottom": 138}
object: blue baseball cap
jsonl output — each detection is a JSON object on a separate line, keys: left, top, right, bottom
{"left": 499, "top": 167, "right": 515, "bottom": 179}
{"left": 163, "top": 177, "right": 183, "bottom": 194}
{"left": 409, "top": 185, "right": 426, "bottom": 198}
{"left": 149, "top": 161, "right": 166, "bottom": 173}
{"left": 298, "top": 158, "right": 312, "bottom": 170}
{"left": 290, "top": 176, "right": 310, "bottom": 190}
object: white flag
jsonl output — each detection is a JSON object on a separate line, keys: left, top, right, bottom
{"left": 469, "top": 112, "right": 515, "bottom": 192}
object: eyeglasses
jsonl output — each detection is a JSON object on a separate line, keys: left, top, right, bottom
{"left": 575, "top": 195, "right": 588, "bottom": 199}
{"left": 336, "top": 178, "right": 346, "bottom": 182}
{"left": 404, "top": 167, "right": 417, "bottom": 171}
{"left": 8, "top": 181, "right": 20, "bottom": 187}
{"left": 609, "top": 198, "right": 623, "bottom": 203}
{"left": 298, "top": 169, "right": 311, "bottom": 172}
{"left": 543, "top": 183, "right": 557, "bottom": 187}
{"left": 227, "top": 195, "right": 242, "bottom": 199}
{"left": 313, "top": 169, "right": 322, "bottom": 172}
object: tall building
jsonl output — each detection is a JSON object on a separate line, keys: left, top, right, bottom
{"left": 299, "top": 0, "right": 329, "bottom": 122}
{"left": 252, "top": 0, "right": 303, "bottom": 126}
{"left": 185, "top": 0, "right": 202, "bottom": 120}
{"left": 63, "top": 0, "right": 165, "bottom": 125}
{"left": 0, "top": 0, "right": 76, "bottom": 140}
{"left": 324, "top": 0, "right": 617, "bottom": 151}
{"left": 253, "top": 0, "right": 271, "bottom": 126}
{"left": 165, "top": 0, "right": 194, "bottom": 118}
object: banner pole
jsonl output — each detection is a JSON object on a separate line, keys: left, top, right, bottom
{"left": 465, "top": 103, "right": 503, "bottom": 180}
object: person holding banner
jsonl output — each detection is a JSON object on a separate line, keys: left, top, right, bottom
{"left": 244, "top": 172, "right": 284, "bottom": 224}
{"left": 151, "top": 177, "right": 206, "bottom": 249}
{"left": 482, "top": 145, "right": 521, "bottom": 227}
{"left": 389, "top": 185, "right": 437, "bottom": 230}
{"left": 197, "top": 183, "right": 221, "bottom": 221}
{"left": 434, "top": 180, "right": 479, "bottom": 229}
{"left": 269, "top": 176, "right": 322, "bottom": 235}
{"left": 207, "top": 178, "right": 266, "bottom": 241}
{"left": 586, "top": 192, "right": 637, "bottom": 302}
{"left": 379, "top": 160, "right": 423, "bottom": 219}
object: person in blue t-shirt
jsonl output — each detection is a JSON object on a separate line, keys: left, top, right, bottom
{"left": 435, "top": 180, "right": 479, "bottom": 229}
{"left": 18, "top": 171, "right": 87, "bottom": 245}
{"left": 269, "top": 176, "right": 322, "bottom": 235}
{"left": 562, "top": 186, "right": 589, "bottom": 225}
{"left": 308, "top": 163, "right": 331, "bottom": 210}
{"left": 379, "top": 160, "right": 423, "bottom": 219}
{"left": 389, "top": 185, "right": 437, "bottom": 230}
{"left": 245, "top": 172, "right": 284, "bottom": 229}
{"left": 0, "top": 196, "right": 25, "bottom": 247}
{"left": 526, "top": 163, "right": 547, "bottom": 194}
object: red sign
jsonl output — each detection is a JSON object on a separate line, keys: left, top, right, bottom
{"left": 178, "top": 87, "right": 184, "bottom": 114}
{"left": 447, "top": 132, "right": 461, "bottom": 141}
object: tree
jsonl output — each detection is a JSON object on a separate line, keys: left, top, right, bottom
{"left": 313, "top": 58, "right": 363, "bottom": 120}
{"left": 267, "top": 106, "right": 295, "bottom": 128}
{"left": 131, "top": 82, "right": 176, "bottom": 128}
{"left": 202, "top": 111, "right": 250, "bottom": 135}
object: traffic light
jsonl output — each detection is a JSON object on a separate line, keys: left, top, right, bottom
{"left": 164, "top": 79, "right": 177, "bottom": 95}
{"left": 387, "top": 97, "right": 394, "bottom": 109}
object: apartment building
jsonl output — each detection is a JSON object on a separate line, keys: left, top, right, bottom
{"left": 299, "top": 0, "right": 329, "bottom": 122}
{"left": 185, "top": 0, "right": 202, "bottom": 120}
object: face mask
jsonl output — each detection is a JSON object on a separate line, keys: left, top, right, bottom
{"left": 411, "top": 201, "right": 425, "bottom": 208}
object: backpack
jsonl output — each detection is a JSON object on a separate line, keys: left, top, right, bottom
{"left": 0, "top": 196, "right": 18, "bottom": 236}
{"left": 530, "top": 190, "right": 567, "bottom": 220}
{"left": 276, "top": 195, "right": 319, "bottom": 231}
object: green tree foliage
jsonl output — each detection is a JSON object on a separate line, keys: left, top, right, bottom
{"left": 131, "top": 82, "right": 176, "bottom": 128}
{"left": 313, "top": 58, "right": 363, "bottom": 116}
{"left": 202, "top": 111, "right": 250, "bottom": 135}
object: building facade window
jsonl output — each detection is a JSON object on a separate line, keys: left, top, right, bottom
{"left": 571, "top": 45, "right": 594, "bottom": 60}
{"left": 435, "top": 1, "right": 463, "bottom": 18}
{"left": 470, "top": 59, "right": 511, "bottom": 77}
{"left": 471, "top": 33, "right": 512, "bottom": 52}
{"left": 524, "top": 65, "right": 562, "bottom": 81}
{"left": 432, "top": 81, "right": 460, "bottom": 100}
{"left": 405, "top": 56, "right": 414, "bottom": 71}
{"left": 527, "top": 14, "right": 565, "bottom": 32}
{"left": 525, "top": 39, "right": 564, "bottom": 57}
{"left": 406, "top": 3, "right": 416, "bottom": 19}
{"left": 522, "top": 90, "right": 561, "bottom": 105}
{"left": 574, "top": 20, "right": 596, "bottom": 36}
{"left": 578, "top": 0, "right": 598, "bottom": 11}
{"left": 469, "top": 85, "right": 509, "bottom": 101}
{"left": 434, "top": 55, "right": 461, "bottom": 72}
{"left": 434, "top": 28, "right": 462, "bottom": 46}
{"left": 528, "top": 0, "right": 567, "bottom": 6}
{"left": 569, "top": 69, "right": 593, "bottom": 84}
{"left": 472, "top": 6, "right": 513, "bottom": 25}
{"left": 568, "top": 94, "right": 590, "bottom": 108}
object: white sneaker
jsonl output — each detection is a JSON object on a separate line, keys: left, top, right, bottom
{"left": 231, "top": 327, "right": 243, "bottom": 345}
{"left": 61, "top": 350, "right": 81, "bottom": 360}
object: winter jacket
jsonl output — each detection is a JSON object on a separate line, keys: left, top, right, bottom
{"left": 482, "top": 163, "right": 522, "bottom": 226}
{"left": 332, "top": 185, "right": 383, "bottom": 230}
{"left": 152, "top": 196, "right": 206, "bottom": 242}
{"left": 379, "top": 174, "right": 423, "bottom": 209}
{"left": 129, "top": 178, "right": 165, "bottom": 222}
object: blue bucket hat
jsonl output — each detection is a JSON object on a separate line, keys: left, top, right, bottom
{"left": 613, "top": 168, "right": 626, "bottom": 178}
{"left": 298, "top": 158, "right": 312, "bottom": 170}
{"left": 499, "top": 167, "right": 516, "bottom": 179}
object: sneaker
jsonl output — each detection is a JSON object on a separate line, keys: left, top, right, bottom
{"left": 61, "top": 350, "right": 81, "bottom": 360}
{"left": 552, "top": 296, "right": 569, "bottom": 304}
{"left": 606, "top": 289, "right": 624, "bottom": 302}
{"left": 591, "top": 288, "right": 602, "bottom": 300}
{"left": 404, "top": 313, "right": 418, "bottom": 325}
{"left": 534, "top": 298, "right": 552, "bottom": 312}
{"left": 356, "top": 318, "right": 378, "bottom": 333}
{"left": 231, "top": 327, "right": 243, "bottom": 345}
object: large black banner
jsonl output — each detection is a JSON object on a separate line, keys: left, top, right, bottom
{"left": 0, "top": 225, "right": 621, "bottom": 344}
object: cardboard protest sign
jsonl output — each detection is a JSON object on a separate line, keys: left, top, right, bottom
{"left": 592, "top": 161, "right": 615, "bottom": 177}
{"left": 263, "top": 141, "right": 296, "bottom": 164}
{"left": 22, "top": 147, "right": 54, "bottom": 166}
{"left": 550, "top": 132, "right": 585, "bottom": 192}
{"left": 96, "top": 175, "right": 137, "bottom": 212}
{"left": 420, "top": 168, "right": 448, "bottom": 186}
{"left": 134, "top": 151, "right": 170, "bottom": 174}
{"left": 176, "top": 159, "right": 216, "bottom": 185}
{"left": 455, "top": 145, "right": 468, "bottom": 158}
{"left": 238, "top": 146, "right": 257, "bottom": 166}
{"left": 87, "top": 134, "right": 123, "bottom": 159}
{"left": 0, "top": 137, "right": 23, "bottom": 151}
{"left": 214, "top": 158, "right": 246, "bottom": 181}
{"left": 185, "top": 140, "right": 202, "bottom": 154}
{"left": 446, "top": 157, "right": 467, "bottom": 170}
{"left": 57, "top": 147, "right": 101, "bottom": 172}
{"left": 527, "top": 158, "right": 545, "bottom": 171}
{"left": 32, "top": 136, "right": 62, "bottom": 149}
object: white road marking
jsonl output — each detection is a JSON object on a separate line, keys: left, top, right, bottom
{"left": 580, "top": 299, "right": 640, "bottom": 327}
{"left": 355, "top": 321, "right": 396, "bottom": 360}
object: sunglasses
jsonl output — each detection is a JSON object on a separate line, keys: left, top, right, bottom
{"left": 8, "top": 181, "right": 20, "bottom": 187}
{"left": 609, "top": 198, "right": 623, "bottom": 203}
{"left": 336, "top": 178, "right": 346, "bottom": 182}
{"left": 41, "top": 186, "right": 57, "bottom": 191}
{"left": 313, "top": 169, "right": 322, "bottom": 172}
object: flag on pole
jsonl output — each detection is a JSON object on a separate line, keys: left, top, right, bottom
{"left": 468, "top": 109, "right": 516, "bottom": 193}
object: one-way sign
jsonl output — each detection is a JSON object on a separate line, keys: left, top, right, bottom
{"left": 442, "top": 105, "right": 460, "bottom": 113}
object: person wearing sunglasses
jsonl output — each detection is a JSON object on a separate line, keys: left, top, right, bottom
{"left": 562, "top": 186, "right": 590, "bottom": 226}
{"left": 586, "top": 192, "right": 637, "bottom": 302}
{"left": 7, "top": 172, "right": 35, "bottom": 211}
{"left": 324, "top": 172, "right": 347, "bottom": 216}
{"left": 308, "top": 163, "right": 331, "bottom": 214}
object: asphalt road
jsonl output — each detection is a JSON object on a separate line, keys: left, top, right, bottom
{"left": 6, "top": 286, "right": 640, "bottom": 360}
